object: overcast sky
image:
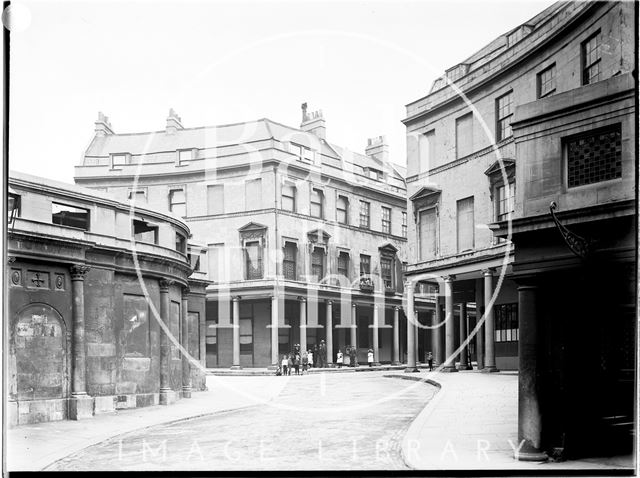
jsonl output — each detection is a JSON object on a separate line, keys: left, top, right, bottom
{"left": 9, "top": 0, "right": 555, "bottom": 183}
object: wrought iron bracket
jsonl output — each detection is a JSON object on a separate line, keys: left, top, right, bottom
{"left": 549, "top": 201, "right": 593, "bottom": 258}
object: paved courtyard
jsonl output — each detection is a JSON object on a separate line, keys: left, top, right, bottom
{"left": 35, "top": 372, "right": 437, "bottom": 471}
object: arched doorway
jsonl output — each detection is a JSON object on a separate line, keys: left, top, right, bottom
{"left": 10, "top": 304, "right": 68, "bottom": 405}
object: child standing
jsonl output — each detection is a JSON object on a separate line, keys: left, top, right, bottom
{"left": 281, "top": 354, "right": 288, "bottom": 376}
{"left": 367, "top": 348, "right": 374, "bottom": 367}
{"left": 287, "top": 354, "right": 293, "bottom": 375}
{"left": 308, "top": 349, "right": 314, "bottom": 369}
{"left": 336, "top": 349, "right": 343, "bottom": 368}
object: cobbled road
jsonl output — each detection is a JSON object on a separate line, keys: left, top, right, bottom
{"left": 47, "top": 371, "right": 437, "bottom": 471}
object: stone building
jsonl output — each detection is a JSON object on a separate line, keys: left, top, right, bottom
{"left": 404, "top": 0, "right": 636, "bottom": 460}
{"left": 74, "top": 105, "right": 420, "bottom": 368}
{"left": 7, "top": 171, "right": 208, "bottom": 426}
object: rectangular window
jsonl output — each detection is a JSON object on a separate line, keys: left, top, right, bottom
{"left": 537, "top": 64, "right": 556, "bottom": 98}
{"left": 128, "top": 190, "right": 146, "bottom": 203}
{"left": 496, "top": 181, "right": 515, "bottom": 221}
{"left": 282, "top": 183, "right": 296, "bottom": 212}
{"left": 311, "top": 247, "right": 325, "bottom": 281}
{"left": 8, "top": 193, "right": 21, "bottom": 220}
{"left": 187, "top": 312, "right": 200, "bottom": 359}
{"left": 178, "top": 149, "right": 193, "bottom": 163}
{"left": 132, "top": 219, "right": 158, "bottom": 244}
{"left": 239, "top": 317, "right": 253, "bottom": 355}
{"left": 208, "top": 243, "right": 226, "bottom": 282}
{"left": 381, "top": 206, "right": 391, "bottom": 235}
{"left": 567, "top": 125, "right": 622, "bottom": 188}
{"left": 170, "top": 301, "right": 181, "bottom": 359}
{"left": 402, "top": 212, "right": 408, "bottom": 238}
{"left": 456, "top": 197, "right": 475, "bottom": 252}
{"left": 111, "top": 153, "right": 128, "bottom": 167}
{"left": 359, "top": 201, "right": 370, "bottom": 229}
{"left": 206, "top": 320, "right": 218, "bottom": 356}
{"left": 175, "top": 232, "right": 187, "bottom": 254}
{"left": 368, "top": 169, "right": 382, "bottom": 181}
{"left": 244, "top": 179, "right": 262, "bottom": 210}
{"left": 244, "top": 240, "right": 263, "bottom": 280}
{"left": 337, "top": 252, "right": 349, "bottom": 280}
{"left": 419, "top": 130, "right": 436, "bottom": 172}
{"left": 207, "top": 185, "right": 224, "bottom": 215}
{"left": 187, "top": 252, "right": 201, "bottom": 272}
{"left": 380, "top": 257, "right": 393, "bottom": 289}
{"left": 455, "top": 113, "right": 473, "bottom": 158}
{"left": 310, "top": 188, "right": 323, "bottom": 219}
{"left": 496, "top": 91, "right": 513, "bottom": 142}
{"left": 359, "top": 254, "right": 371, "bottom": 276}
{"left": 123, "top": 294, "right": 150, "bottom": 358}
{"left": 290, "top": 143, "right": 314, "bottom": 162}
{"left": 495, "top": 303, "right": 519, "bottom": 342}
{"left": 169, "top": 188, "right": 186, "bottom": 217}
{"left": 52, "top": 202, "right": 90, "bottom": 230}
{"left": 582, "top": 31, "right": 601, "bottom": 85}
{"left": 418, "top": 208, "right": 437, "bottom": 260}
{"left": 283, "top": 242, "right": 297, "bottom": 280}
{"left": 337, "top": 195, "right": 348, "bottom": 224}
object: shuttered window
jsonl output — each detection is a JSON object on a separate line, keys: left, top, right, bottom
{"left": 418, "top": 208, "right": 437, "bottom": 260}
{"left": 456, "top": 197, "right": 474, "bottom": 252}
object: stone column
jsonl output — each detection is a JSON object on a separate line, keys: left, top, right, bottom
{"left": 405, "top": 281, "right": 418, "bottom": 372}
{"left": 299, "top": 297, "right": 307, "bottom": 354}
{"left": 350, "top": 303, "right": 358, "bottom": 366}
{"left": 431, "top": 301, "right": 441, "bottom": 367}
{"left": 159, "top": 279, "right": 175, "bottom": 404}
{"left": 181, "top": 287, "right": 192, "bottom": 398}
{"left": 326, "top": 300, "right": 333, "bottom": 366}
{"left": 231, "top": 296, "right": 241, "bottom": 370}
{"left": 458, "top": 302, "right": 471, "bottom": 370}
{"left": 483, "top": 269, "right": 499, "bottom": 372}
{"left": 434, "top": 298, "right": 444, "bottom": 366}
{"left": 442, "top": 275, "right": 458, "bottom": 372}
{"left": 392, "top": 306, "right": 400, "bottom": 365}
{"left": 475, "top": 277, "right": 485, "bottom": 370}
{"left": 414, "top": 314, "right": 420, "bottom": 364}
{"left": 270, "top": 295, "right": 279, "bottom": 368}
{"left": 69, "top": 265, "right": 93, "bottom": 420}
{"left": 372, "top": 305, "right": 380, "bottom": 366}
{"left": 516, "top": 280, "right": 547, "bottom": 461}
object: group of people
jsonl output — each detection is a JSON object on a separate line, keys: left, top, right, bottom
{"left": 278, "top": 341, "right": 328, "bottom": 376}
{"left": 335, "top": 345, "right": 359, "bottom": 367}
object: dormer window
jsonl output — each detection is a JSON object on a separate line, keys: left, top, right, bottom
{"left": 178, "top": 149, "right": 194, "bottom": 164}
{"left": 52, "top": 202, "right": 90, "bottom": 231}
{"left": 175, "top": 232, "right": 187, "bottom": 255}
{"left": 507, "top": 25, "right": 533, "bottom": 48}
{"left": 289, "top": 143, "right": 314, "bottom": 162}
{"left": 132, "top": 218, "right": 158, "bottom": 244}
{"left": 368, "top": 168, "right": 383, "bottom": 181}
{"left": 111, "top": 153, "right": 129, "bottom": 168}
{"left": 446, "top": 64, "right": 469, "bottom": 82}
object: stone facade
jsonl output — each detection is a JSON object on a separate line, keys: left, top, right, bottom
{"left": 7, "top": 172, "right": 208, "bottom": 426}
{"left": 74, "top": 106, "right": 421, "bottom": 368}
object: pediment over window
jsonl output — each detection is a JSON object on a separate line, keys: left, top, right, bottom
{"left": 484, "top": 158, "right": 515, "bottom": 178}
{"left": 239, "top": 221, "right": 267, "bottom": 232}
{"left": 307, "top": 228, "right": 331, "bottom": 245}
{"left": 410, "top": 186, "right": 441, "bottom": 222}
{"left": 239, "top": 222, "right": 267, "bottom": 241}
{"left": 378, "top": 243, "right": 398, "bottom": 256}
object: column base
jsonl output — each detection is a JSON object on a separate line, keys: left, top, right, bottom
{"left": 181, "top": 386, "right": 192, "bottom": 399}
{"left": 404, "top": 366, "right": 419, "bottom": 373}
{"left": 69, "top": 394, "right": 94, "bottom": 420}
{"left": 267, "top": 365, "right": 278, "bottom": 371}
{"left": 516, "top": 450, "right": 548, "bottom": 462}
{"left": 482, "top": 366, "right": 500, "bottom": 373}
{"left": 230, "top": 365, "right": 242, "bottom": 370}
{"left": 391, "top": 361, "right": 401, "bottom": 366}
{"left": 441, "top": 365, "right": 459, "bottom": 373}
{"left": 457, "top": 364, "right": 473, "bottom": 371}
{"left": 159, "top": 388, "right": 177, "bottom": 405}
{"left": 372, "top": 362, "right": 381, "bottom": 367}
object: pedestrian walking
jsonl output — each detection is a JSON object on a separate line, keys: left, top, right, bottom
{"left": 281, "top": 354, "right": 288, "bottom": 376}
{"left": 287, "top": 354, "right": 293, "bottom": 375}
{"left": 302, "top": 351, "right": 309, "bottom": 374}
{"left": 308, "top": 349, "right": 314, "bottom": 369}
{"left": 367, "top": 348, "right": 374, "bottom": 367}
{"left": 336, "top": 349, "right": 343, "bottom": 368}
{"left": 294, "top": 353, "right": 300, "bottom": 375}
{"left": 427, "top": 351, "right": 433, "bottom": 371}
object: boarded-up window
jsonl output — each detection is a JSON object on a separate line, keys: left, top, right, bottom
{"left": 456, "top": 113, "right": 473, "bottom": 159}
{"left": 207, "top": 185, "right": 224, "bottom": 215}
{"left": 123, "top": 294, "right": 150, "bottom": 358}
{"left": 208, "top": 244, "right": 227, "bottom": 282}
{"left": 283, "top": 242, "right": 297, "bottom": 280}
{"left": 456, "top": 197, "right": 474, "bottom": 252}
{"left": 419, "top": 130, "right": 436, "bottom": 172}
{"left": 245, "top": 179, "right": 262, "bottom": 210}
{"left": 419, "top": 209, "right": 437, "bottom": 260}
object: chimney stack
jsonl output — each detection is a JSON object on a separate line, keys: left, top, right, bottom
{"left": 300, "top": 103, "right": 326, "bottom": 140}
{"left": 166, "top": 108, "right": 184, "bottom": 134}
{"left": 94, "top": 112, "right": 114, "bottom": 136}
{"left": 365, "top": 136, "right": 389, "bottom": 164}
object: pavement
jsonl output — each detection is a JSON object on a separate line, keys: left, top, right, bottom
{"left": 6, "top": 368, "right": 635, "bottom": 472}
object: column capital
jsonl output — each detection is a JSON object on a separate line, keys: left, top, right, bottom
{"left": 394, "top": 306, "right": 400, "bottom": 311}
{"left": 70, "top": 264, "right": 91, "bottom": 280}
{"left": 443, "top": 274, "right": 456, "bottom": 283}
{"left": 159, "top": 279, "right": 174, "bottom": 292}
{"left": 182, "top": 286, "right": 190, "bottom": 296}
{"left": 232, "top": 295, "right": 242, "bottom": 302}
{"left": 298, "top": 296, "right": 306, "bottom": 302}
{"left": 325, "top": 299, "right": 333, "bottom": 305}
{"left": 7, "top": 255, "right": 16, "bottom": 265}
{"left": 482, "top": 268, "right": 495, "bottom": 277}
{"left": 352, "top": 303, "right": 357, "bottom": 308}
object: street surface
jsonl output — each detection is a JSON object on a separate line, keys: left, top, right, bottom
{"left": 45, "top": 372, "right": 437, "bottom": 471}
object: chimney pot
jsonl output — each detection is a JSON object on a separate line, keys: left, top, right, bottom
{"left": 94, "top": 111, "right": 114, "bottom": 136}
{"left": 166, "top": 108, "right": 184, "bottom": 134}
{"left": 300, "top": 103, "right": 326, "bottom": 140}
